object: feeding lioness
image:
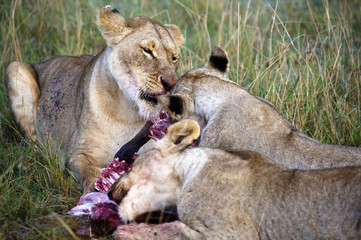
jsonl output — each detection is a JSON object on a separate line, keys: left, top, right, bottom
{"left": 158, "top": 47, "right": 361, "bottom": 170}
{"left": 109, "top": 120, "right": 361, "bottom": 239}
{"left": 5, "top": 6, "right": 183, "bottom": 192}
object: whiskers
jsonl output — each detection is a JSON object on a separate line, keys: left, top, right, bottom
{"left": 139, "top": 86, "right": 151, "bottom": 99}
{"left": 141, "top": 74, "right": 163, "bottom": 94}
{"left": 137, "top": 74, "right": 165, "bottom": 119}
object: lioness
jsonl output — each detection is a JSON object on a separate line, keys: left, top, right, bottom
{"left": 158, "top": 47, "right": 361, "bottom": 170}
{"left": 109, "top": 120, "right": 361, "bottom": 239}
{"left": 5, "top": 6, "right": 183, "bottom": 191}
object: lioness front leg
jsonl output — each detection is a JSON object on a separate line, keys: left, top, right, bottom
{"left": 67, "top": 154, "right": 102, "bottom": 192}
{"left": 115, "top": 221, "right": 204, "bottom": 240}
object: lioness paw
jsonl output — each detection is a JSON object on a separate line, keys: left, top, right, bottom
{"left": 118, "top": 200, "right": 138, "bottom": 223}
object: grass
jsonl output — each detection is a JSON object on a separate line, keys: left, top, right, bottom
{"left": 0, "top": 0, "right": 360, "bottom": 239}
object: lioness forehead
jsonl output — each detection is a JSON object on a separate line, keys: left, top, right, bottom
{"left": 127, "top": 16, "right": 177, "bottom": 53}
{"left": 125, "top": 16, "right": 152, "bottom": 28}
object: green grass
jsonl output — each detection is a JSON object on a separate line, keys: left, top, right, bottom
{"left": 0, "top": 0, "right": 360, "bottom": 239}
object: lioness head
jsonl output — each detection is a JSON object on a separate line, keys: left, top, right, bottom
{"left": 158, "top": 46, "right": 229, "bottom": 119}
{"left": 97, "top": 6, "right": 184, "bottom": 119}
{"left": 108, "top": 120, "right": 200, "bottom": 214}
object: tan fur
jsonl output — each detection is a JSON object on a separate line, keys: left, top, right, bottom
{"left": 5, "top": 6, "right": 183, "bottom": 192}
{"left": 112, "top": 120, "right": 361, "bottom": 239}
{"left": 6, "top": 62, "right": 40, "bottom": 138}
{"left": 158, "top": 46, "right": 361, "bottom": 170}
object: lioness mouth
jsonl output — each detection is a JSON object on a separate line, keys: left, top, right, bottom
{"left": 140, "top": 90, "right": 163, "bottom": 104}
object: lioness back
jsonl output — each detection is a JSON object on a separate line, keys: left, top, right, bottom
{"left": 33, "top": 55, "right": 94, "bottom": 147}
{"left": 33, "top": 55, "right": 94, "bottom": 87}
{"left": 178, "top": 149, "right": 361, "bottom": 239}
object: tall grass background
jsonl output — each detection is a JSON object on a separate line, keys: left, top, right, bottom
{"left": 0, "top": 0, "right": 360, "bottom": 239}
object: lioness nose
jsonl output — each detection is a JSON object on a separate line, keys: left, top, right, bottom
{"left": 160, "top": 75, "right": 177, "bottom": 92}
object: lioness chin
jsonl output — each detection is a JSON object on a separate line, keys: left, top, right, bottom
{"left": 158, "top": 46, "right": 361, "bottom": 170}
{"left": 109, "top": 120, "right": 361, "bottom": 239}
{"left": 5, "top": 5, "right": 183, "bottom": 192}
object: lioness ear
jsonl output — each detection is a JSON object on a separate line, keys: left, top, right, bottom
{"left": 97, "top": 5, "right": 128, "bottom": 46}
{"left": 158, "top": 94, "right": 186, "bottom": 119}
{"left": 205, "top": 46, "right": 229, "bottom": 75}
{"left": 164, "top": 24, "right": 184, "bottom": 46}
{"left": 165, "top": 120, "right": 200, "bottom": 151}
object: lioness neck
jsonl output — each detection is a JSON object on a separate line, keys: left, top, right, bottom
{"left": 175, "top": 148, "right": 209, "bottom": 187}
{"left": 193, "top": 78, "right": 246, "bottom": 120}
{"left": 88, "top": 47, "right": 144, "bottom": 123}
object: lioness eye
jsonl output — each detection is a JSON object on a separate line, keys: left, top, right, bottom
{"left": 142, "top": 47, "right": 155, "bottom": 58}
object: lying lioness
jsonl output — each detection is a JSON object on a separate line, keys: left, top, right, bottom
{"left": 109, "top": 120, "right": 361, "bottom": 239}
{"left": 158, "top": 47, "right": 361, "bottom": 170}
{"left": 5, "top": 6, "right": 183, "bottom": 191}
